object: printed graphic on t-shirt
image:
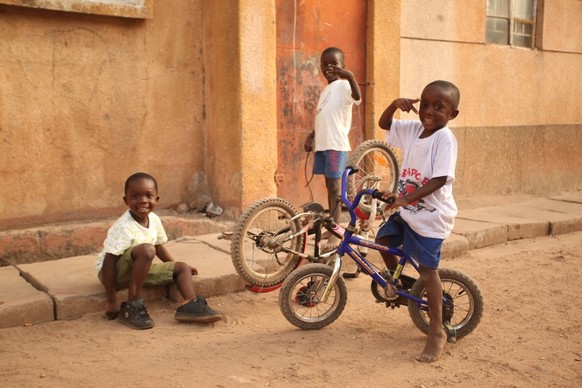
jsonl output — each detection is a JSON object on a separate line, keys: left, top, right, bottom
{"left": 398, "top": 179, "right": 436, "bottom": 214}
{"left": 316, "top": 90, "right": 331, "bottom": 114}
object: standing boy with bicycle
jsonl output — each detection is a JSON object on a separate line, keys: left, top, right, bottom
{"left": 304, "top": 47, "right": 362, "bottom": 251}
{"left": 376, "top": 80, "right": 460, "bottom": 363}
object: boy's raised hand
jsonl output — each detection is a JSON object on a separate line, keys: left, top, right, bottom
{"left": 325, "top": 64, "right": 353, "bottom": 80}
{"left": 393, "top": 98, "right": 420, "bottom": 114}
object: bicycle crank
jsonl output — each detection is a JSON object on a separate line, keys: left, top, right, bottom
{"left": 370, "top": 270, "right": 399, "bottom": 303}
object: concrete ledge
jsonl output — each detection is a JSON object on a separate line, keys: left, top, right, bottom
{"left": 452, "top": 218, "right": 509, "bottom": 250}
{"left": 0, "top": 266, "right": 53, "bottom": 328}
{"left": 442, "top": 233, "right": 469, "bottom": 258}
{"left": 0, "top": 216, "right": 234, "bottom": 266}
{"left": 456, "top": 210, "right": 550, "bottom": 241}
{"left": 550, "top": 218, "right": 582, "bottom": 236}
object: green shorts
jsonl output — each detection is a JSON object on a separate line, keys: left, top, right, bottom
{"left": 98, "top": 246, "right": 176, "bottom": 290}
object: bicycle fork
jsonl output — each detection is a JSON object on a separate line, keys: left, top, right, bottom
{"left": 320, "top": 253, "right": 342, "bottom": 303}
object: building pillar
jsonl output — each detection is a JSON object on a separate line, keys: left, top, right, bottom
{"left": 365, "top": 0, "right": 401, "bottom": 140}
{"left": 202, "top": 0, "right": 278, "bottom": 212}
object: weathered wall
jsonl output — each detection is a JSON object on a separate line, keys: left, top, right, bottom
{"left": 0, "top": 0, "right": 580, "bottom": 233}
{"left": 396, "top": 0, "right": 582, "bottom": 196}
{"left": 202, "top": 1, "right": 278, "bottom": 211}
{"left": 0, "top": 2, "right": 206, "bottom": 230}
{"left": 366, "top": 0, "right": 401, "bottom": 141}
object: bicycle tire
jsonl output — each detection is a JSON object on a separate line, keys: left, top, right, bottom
{"left": 347, "top": 139, "right": 399, "bottom": 215}
{"left": 279, "top": 263, "right": 347, "bottom": 330}
{"left": 230, "top": 197, "right": 304, "bottom": 287}
{"left": 407, "top": 268, "right": 484, "bottom": 339}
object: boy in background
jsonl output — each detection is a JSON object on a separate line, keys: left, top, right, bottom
{"left": 304, "top": 47, "right": 362, "bottom": 250}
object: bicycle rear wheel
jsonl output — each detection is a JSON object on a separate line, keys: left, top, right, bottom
{"left": 347, "top": 139, "right": 399, "bottom": 215}
{"left": 230, "top": 198, "right": 304, "bottom": 287}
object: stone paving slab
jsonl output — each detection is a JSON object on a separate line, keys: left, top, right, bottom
{"left": 164, "top": 238, "right": 246, "bottom": 302}
{"left": 549, "top": 192, "right": 582, "bottom": 204}
{"left": 451, "top": 218, "right": 508, "bottom": 250}
{"left": 456, "top": 210, "right": 550, "bottom": 241}
{"left": 0, "top": 266, "right": 53, "bottom": 328}
{"left": 17, "top": 255, "right": 167, "bottom": 321}
{"left": 459, "top": 199, "right": 582, "bottom": 237}
{"left": 10, "top": 236, "right": 245, "bottom": 324}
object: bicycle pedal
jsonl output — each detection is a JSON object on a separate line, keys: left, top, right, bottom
{"left": 385, "top": 301, "right": 399, "bottom": 309}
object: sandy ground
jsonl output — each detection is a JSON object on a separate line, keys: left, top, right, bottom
{"left": 1, "top": 232, "right": 581, "bottom": 387}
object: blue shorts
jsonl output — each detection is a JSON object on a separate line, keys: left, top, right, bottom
{"left": 313, "top": 150, "right": 349, "bottom": 179}
{"left": 376, "top": 212, "right": 443, "bottom": 269}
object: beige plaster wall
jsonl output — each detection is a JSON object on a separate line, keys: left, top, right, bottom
{"left": 396, "top": 1, "right": 582, "bottom": 196}
{"left": 542, "top": 0, "right": 582, "bottom": 53}
{"left": 401, "top": 0, "right": 485, "bottom": 43}
{"left": 0, "top": 0, "right": 580, "bottom": 232}
{"left": 0, "top": 2, "right": 206, "bottom": 229}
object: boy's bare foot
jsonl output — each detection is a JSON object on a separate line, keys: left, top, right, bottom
{"left": 417, "top": 329, "right": 447, "bottom": 363}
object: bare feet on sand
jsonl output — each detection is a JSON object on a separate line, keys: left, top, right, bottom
{"left": 417, "top": 329, "right": 447, "bottom": 363}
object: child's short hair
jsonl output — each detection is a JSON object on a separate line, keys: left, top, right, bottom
{"left": 321, "top": 47, "right": 345, "bottom": 63}
{"left": 124, "top": 172, "right": 158, "bottom": 193}
{"left": 426, "top": 80, "right": 460, "bottom": 110}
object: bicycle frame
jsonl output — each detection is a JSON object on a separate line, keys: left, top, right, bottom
{"left": 321, "top": 166, "right": 432, "bottom": 309}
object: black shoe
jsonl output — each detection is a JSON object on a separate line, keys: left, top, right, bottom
{"left": 175, "top": 295, "right": 223, "bottom": 323}
{"left": 118, "top": 298, "right": 154, "bottom": 330}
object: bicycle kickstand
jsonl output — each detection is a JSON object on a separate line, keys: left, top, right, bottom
{"left": 443, "top": 321, "right": 457, "bottom": 343}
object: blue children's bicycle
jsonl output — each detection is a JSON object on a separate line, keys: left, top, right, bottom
{"left": 278, "top": 166, "right": 484, "bottom": 342}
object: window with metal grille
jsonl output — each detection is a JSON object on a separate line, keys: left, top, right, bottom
{"left": 486, "top": 0, "right": 538, "bottom": 48}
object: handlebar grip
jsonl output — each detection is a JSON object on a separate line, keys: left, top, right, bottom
{"left": 347, "top": 166, "right": 359, "bottom": 175}
{"left": 372, "top": 190, "right": 395, "bottom": 204}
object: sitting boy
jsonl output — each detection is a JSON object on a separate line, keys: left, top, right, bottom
{"left": 95, "top": 172, "right": 222, "bottom": 329}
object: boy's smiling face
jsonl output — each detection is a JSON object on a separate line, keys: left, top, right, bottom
{"left": 124, "top": 177, "right": 159, "bottom": 223}
{"left": 419, "top": 84, "right": 459, "bottom": 131}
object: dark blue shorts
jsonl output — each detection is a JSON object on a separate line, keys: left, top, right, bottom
{"left": 313, "top": 150, "right": 349, "bottom": 179}
{"left": 377, "top": 212, "right": 443, "bottom": 269}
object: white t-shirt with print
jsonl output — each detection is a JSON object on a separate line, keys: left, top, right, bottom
{"left": 387, "top": 119, "right": 458, "bottom": 239}
{"left": 314, "top": 79, "right": 361, "bottom": 152}
{"left": 94, "top": 210, "right": 168, "bottom": 272}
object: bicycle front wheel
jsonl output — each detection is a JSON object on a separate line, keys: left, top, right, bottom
{"left": 279, "top": 263, "right": 347, "bottom": 330}
{"left": 407, "top": 268, "right": 484, "bottom": 339}
{"left": 347, "top": 139, "right": 399, "bottom": 215}
{"left": 230, "top": 197, "right": 304, "bottom": 287}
